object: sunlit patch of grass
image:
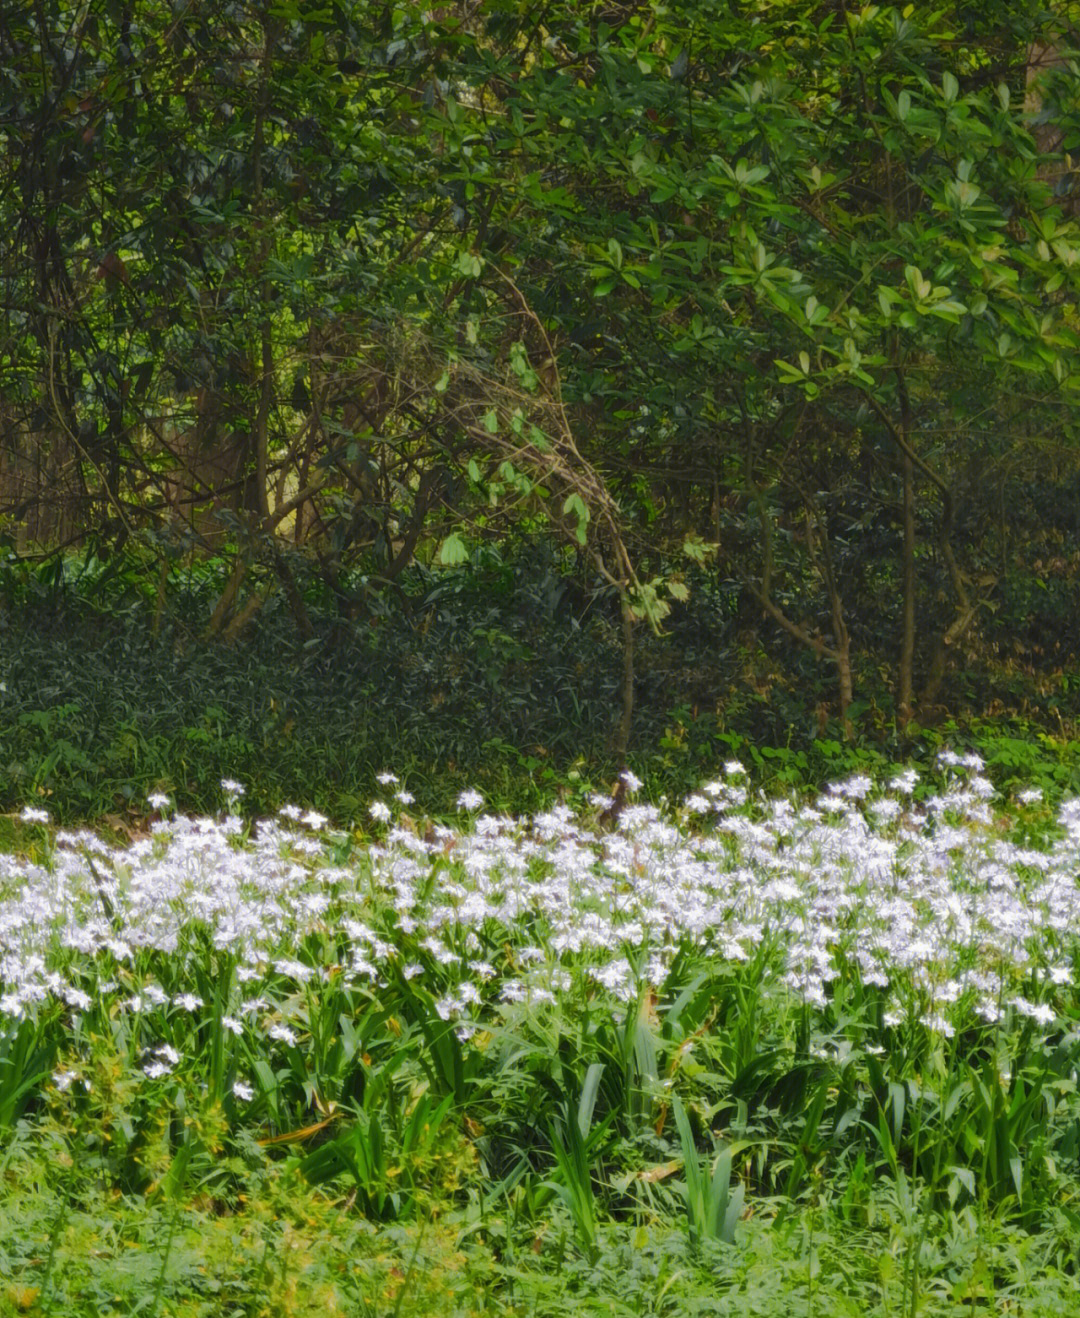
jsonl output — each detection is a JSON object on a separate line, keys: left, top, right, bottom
{"left": 0, "top": 1124, "right": 504, "bottom": 1317}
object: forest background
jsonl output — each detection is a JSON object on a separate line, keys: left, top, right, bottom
{"left": 5, "top": 0, "right": 1080, "bottom": 818}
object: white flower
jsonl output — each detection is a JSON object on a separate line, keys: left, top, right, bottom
{"left": 0, "top": 994, "right": 25, "bottom": 1020}
{"left": 369, "top": 801, "right": 391, "bottom": 823}
{"left": 831, "top": 774, "right": 872, "bottom": 801}
{"left": 221, "top": 1015, "right": 244, "bottom": 1036}
{"left": 147, "top": 793, "right": 171, "bottom": 811}
{"left": 1018, "top": 788, "right": 1043, "bottom": 805}
{"left": 220, "top": 778, "right": 246, "bottom": 797}
{"left": 20, "top": 806, "right": 49, "bottom": 824}
{"left": 267, "top": 1023, "right": 298, "bottom": 1046}
{"left": 232, "top": 1079, "right": 255, "bottom": 1102}
{"left": 274, "top": 957, "right": 313, "bottom": 983}
{"left": 376, "top": 771, "right": 399, "bottom": 785}
{"left": 174, "top": 993, "right": 203, "bottom": 1011}
{"left": 395, "top": 790, "right": 415, "bottom": 805}
{"left": 920, "top": 1011, "right": 955, "bottom": 1038}
{"left": 143, "top": 1060, "right": 172, "bottom": 1079}
{"left": 1011, "top": 997, "right": 1055, "bottom": 1026}
{"left": 52, "top": 1069, "right": 77, "bottom": 1092}
{"left": 620, "top": 769, "right": 643, "bottom": 792}
{"left": 457, "top": 789, "right": 484, "bottom": 811}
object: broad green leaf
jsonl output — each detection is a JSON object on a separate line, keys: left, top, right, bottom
{"left": 438, "top": 533, "right": 468, "bottom": 566}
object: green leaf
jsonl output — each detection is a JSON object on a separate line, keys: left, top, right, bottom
{"left": 457, "top": 250, "right": 483, "bottom": 278}
{"left": 578, "top": 1062, "right": 604, "bottom": 1140}
{"left": 775, "top": 359, "right": 804, "bottom": 383}
{"left": 1010, "top": 1155, "right": 1023, "bottom": 1203}
{"left": 905, "top": 265, "right": 932, "bottom": 300}
{"left": 563, "top": 492, "right": 590, "bottom": 545}
{"left": 438, "top": 533, "right": 468, "bottom": 566}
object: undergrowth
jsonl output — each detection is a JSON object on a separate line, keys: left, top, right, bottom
{"left": 3, "top": 549, "right": 1080, "bottom": 824}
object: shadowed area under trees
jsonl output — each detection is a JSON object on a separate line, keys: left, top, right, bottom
{"left": 5, "top": 0, "right": 1080, "bottom": 814}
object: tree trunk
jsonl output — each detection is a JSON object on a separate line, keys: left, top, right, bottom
{"left": 826, "top": 570, "right": 854, "bottom": 737}
{"left": 897, "top": 370, "right": 916, "bottom": 731}
{"left": 204, "top": 557, "right": 248, "bottom": 639}
{"left": 836, "top": 630, "right": 854, "bottom": 737}
{"left": 272, "top": 547, "right": 314, "bottom": 641}
{"left": 614, "top": 590, "right": 635, "bottom": 761}
{"left": 250, "top": 18, "right": 277, "bottom": 522}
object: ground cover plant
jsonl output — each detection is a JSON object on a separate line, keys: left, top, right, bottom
{"left": 5, "top": 553, "right": 1080, "bottom": 829}
{"left": 3, "top": 758, "right": 1080, "bottom": 1314}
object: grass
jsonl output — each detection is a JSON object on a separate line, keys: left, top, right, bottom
{"left": 0, "top": 1129, "right": 500, "bottom": 1317}
{"left": 4, "top": 1158, "right": 1079, "bottom": 1317}
{"left": 3, "top": 759, "right": 1080, "bottom": 1312}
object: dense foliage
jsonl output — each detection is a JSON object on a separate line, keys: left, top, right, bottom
{"left": 5, "top": 549, "right": 1080, "bottom": 827}
{"left": 5, "top": 0, "right": 1080, "bottom": 747}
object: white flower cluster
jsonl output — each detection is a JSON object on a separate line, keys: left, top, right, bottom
{"left": 0, "top": 762, "right": 1075, "bottom": 1068}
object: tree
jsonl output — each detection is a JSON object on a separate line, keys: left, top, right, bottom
{"left": 5, "top": 0, "right": 1080, "bottom": 746}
